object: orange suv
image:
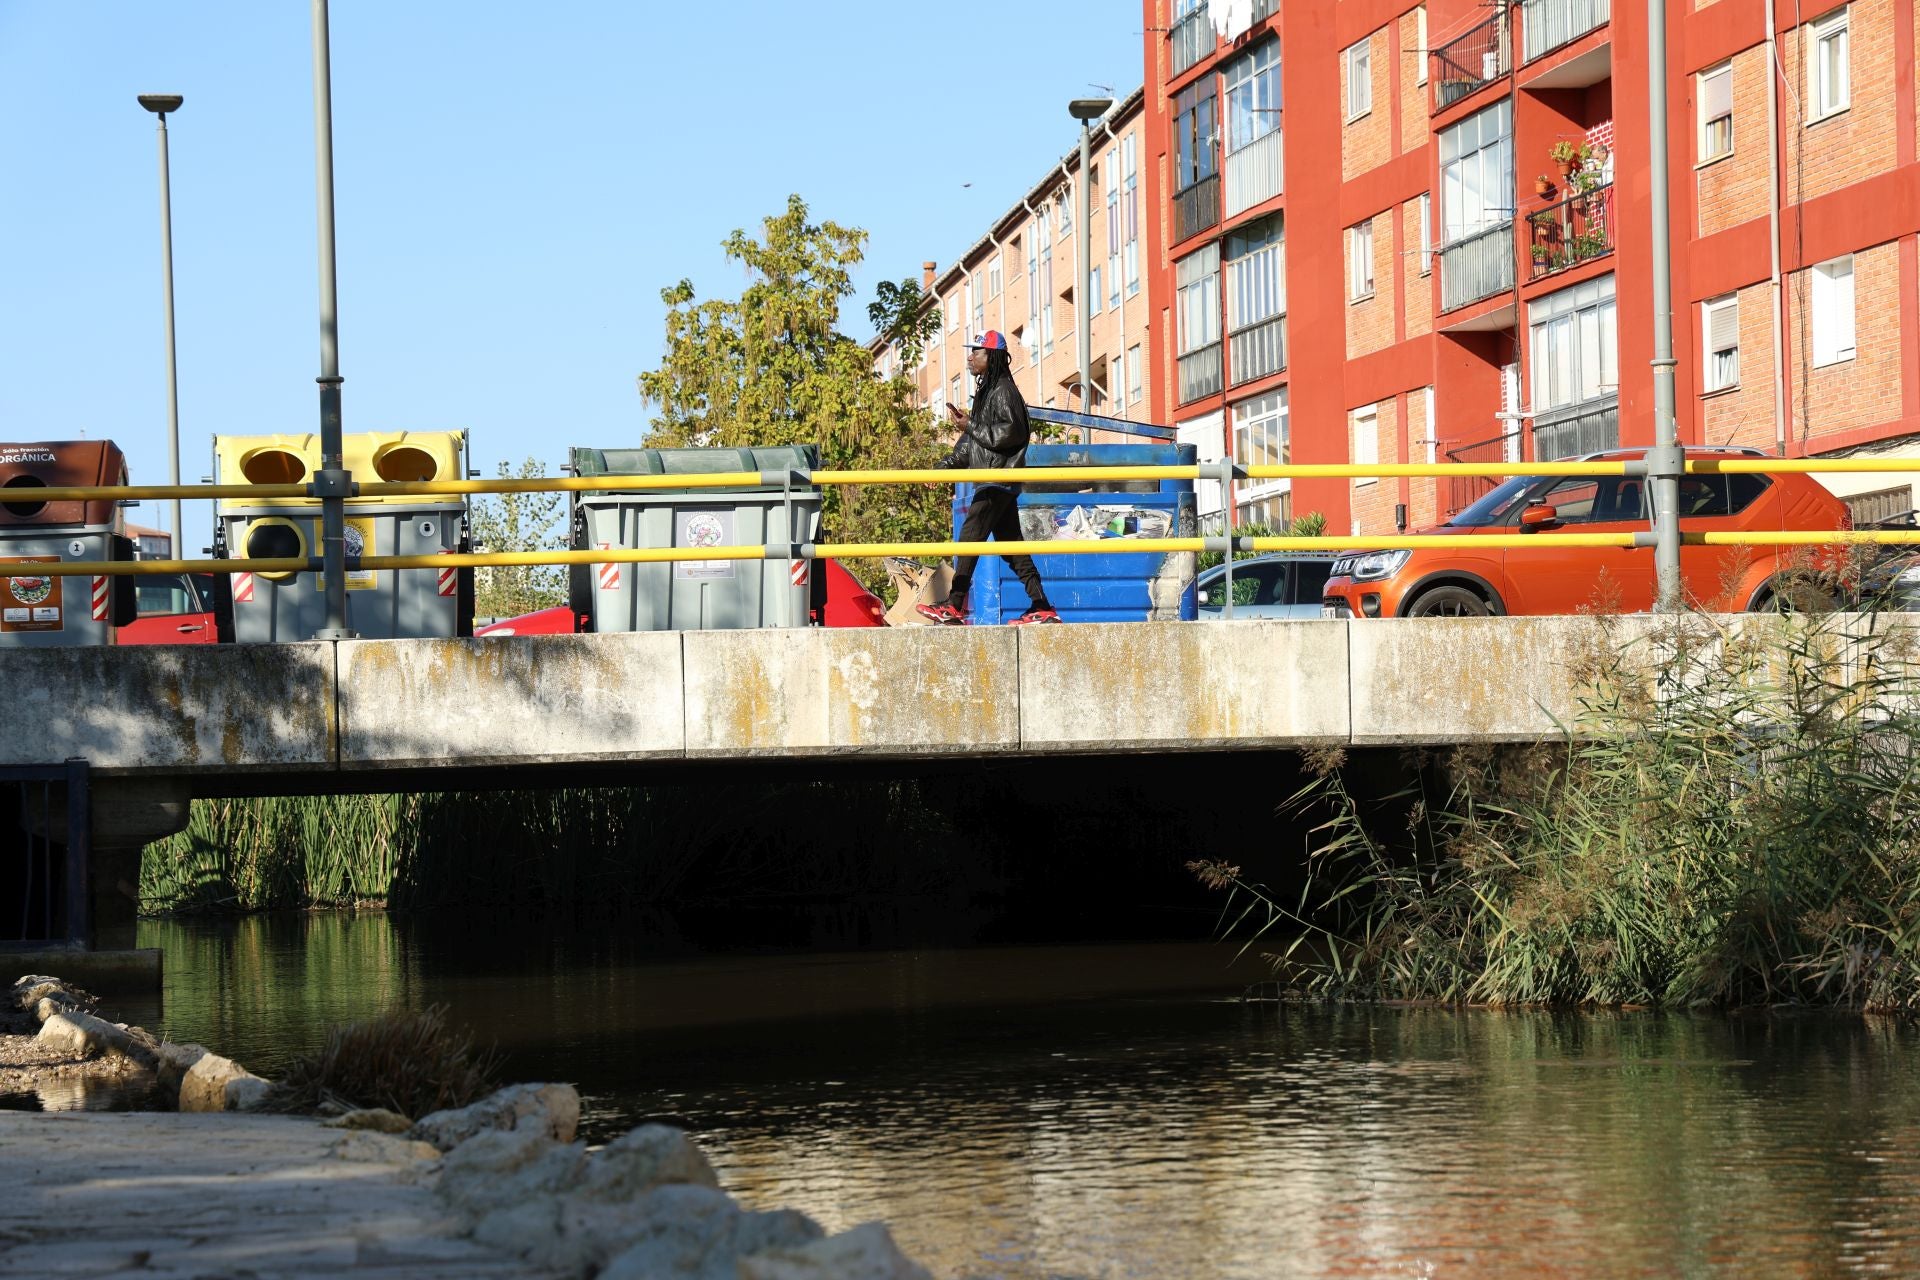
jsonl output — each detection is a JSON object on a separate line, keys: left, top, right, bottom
{"left": 1322, "top": 447, "right": 1851, "bottom": 618}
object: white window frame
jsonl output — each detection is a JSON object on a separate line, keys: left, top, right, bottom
{"left": 1810, "top": 255, "right": 1856, "bottom": 366}
{"left": 1233, "top": 388, "right": 1290, "bottom": 490}
{"left": 1423, "top": 386, "right": 1437, "bottom": 464}
{"left": 1808, "top": 8, "right": 1849, "bottom": 121}
{"left": 1089, "top": 264, "right": 1103, "bottom": 317}
{"left": 1418, "top": 193, "right": 1432, "bottom": 275}
{"left": 1439, "top": 99, "right": 1513, "bottom": 245}
{"left": 1348, "top": 219, "right": 1375, "bottom": 301}
{"left": 1702, "top": 294, "right": 1740, "bottom": 392}
{"left": 945, "top": 294, "right": 959, "bottom": 333}
{"left": 1415, "top": 8, "right": 1428, "bottom": 85}
{"left": 1351, "top": 404, "right": 1379, "bottom": 483}
{"left": 1176, "top": 244, "right": 1221, "bottom": 357}
{"left": 1698, "top": 63, "right": 1733, "bottom": 162}
{"left": 1127, "top": 344, "right": 1143, "bottom": 407}
{"left": 1528, "top": 274, "right": 1619, "bottom": 414}
{"left": 1224, "top": 40, "right": 1282, "bottom": 154}
{"left": 987, "top": 254, "right": 1003, "bottom": 300}
{"left": 1345, "top": 39, "right": 1372, "bottom": 121}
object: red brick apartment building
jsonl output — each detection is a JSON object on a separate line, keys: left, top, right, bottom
{"left": 1144, "top": 0, "right": 1920, "bottom": 535}
{"left": 872, "top": 89, "right": 1158, "bottom": 433}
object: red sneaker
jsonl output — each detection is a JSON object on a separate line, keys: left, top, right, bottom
{"left": 915, "top": 602, "right": 968, "bottom": 625}
{"left": 1008, "top": 607, "right": 1063, "bottom": 625}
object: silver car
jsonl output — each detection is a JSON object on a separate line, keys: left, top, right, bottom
{"left": 1195, "top": 553, "right": 1338, "bottom": 619}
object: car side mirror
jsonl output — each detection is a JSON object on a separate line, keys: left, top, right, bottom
{"left": 1197, "top": 588, "right": 1212, "bottom": 605}
{"left": 1519, "top": 504, "right": 1560, "bottom": 530}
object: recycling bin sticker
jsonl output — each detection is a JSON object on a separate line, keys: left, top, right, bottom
{"left": 674, "top": 510, "right": 736, "bottom": 581}
{"left": 0, "top": 556, "right": 63, "bottom": 633}
{"left": 306, "top": 517, "right": 378, "bottom": 590}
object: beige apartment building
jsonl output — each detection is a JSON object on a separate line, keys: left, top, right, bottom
{"left": 873, "top": 88, "right": 1157, "bottom": 434}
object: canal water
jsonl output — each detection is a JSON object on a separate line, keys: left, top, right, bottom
{"left": 96, "top": 914, "right": 1920, "bottom": 1277}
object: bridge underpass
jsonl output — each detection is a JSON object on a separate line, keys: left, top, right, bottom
{"left": 7, "top": 614, "right": 1913, "bottom": 960}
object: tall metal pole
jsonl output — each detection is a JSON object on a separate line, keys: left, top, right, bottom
{"left": 1075, "top": 120, "right": 1094, "bottom": 444}
{"left": 311, "top": 0, "right": 352, "bottom": 637}
{"left": 1647, "top": 0, "right": 1684, "bottom": 610}
{"left": 150, "top": 107, "right": 184, "bottom": 554}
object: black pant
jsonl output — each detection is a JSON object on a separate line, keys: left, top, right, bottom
{"left": 952, "top": 486, "right": 1049, "bottom": 608}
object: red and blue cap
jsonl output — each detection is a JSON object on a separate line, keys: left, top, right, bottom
{"left": 965, "top": 330, "right": 1008, "bottom": 351}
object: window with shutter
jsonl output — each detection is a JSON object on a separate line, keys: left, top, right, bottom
{"left": 1703, "top": 295, "right": 1739, "bottom": 391}
{"left": 1699, "top": 64, "right": 1733, "bottom": 161}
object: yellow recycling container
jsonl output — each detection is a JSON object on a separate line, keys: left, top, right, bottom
{"left": 213, "top": 430, "right": 472, "bottom": 640}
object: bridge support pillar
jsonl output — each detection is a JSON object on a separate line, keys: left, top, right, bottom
{"left": 89, "top": 778, "right": 193, "bottom": 954}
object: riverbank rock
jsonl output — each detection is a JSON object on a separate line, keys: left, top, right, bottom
{"left": 323, "top": 1107, "right": 414, "bottom": 1134}
{"left": 12, "top": 976, "right": 95, "bottom": 1021}
{"left": 178, "top": 1051, "right": 271, "bottom": 1113}
{"left": 36, "top": 1010, "right": 154, "bottom": 1067}
{"left": 412, "top": 1081, "right": 579, "bottom": 1151}
{"left": 736, "top": 1222, "right": 934, "bottom": 1280}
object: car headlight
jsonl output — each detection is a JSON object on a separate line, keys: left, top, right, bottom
{"left": 1348, "top": 550, "right": 1411, "bottom": 582}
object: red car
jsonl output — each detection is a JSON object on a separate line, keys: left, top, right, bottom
{"left": 119, "top": 572, "right": 221, "bottom": 644}
{"left": 476, "top": 559, "right": 886, "bottom": 635}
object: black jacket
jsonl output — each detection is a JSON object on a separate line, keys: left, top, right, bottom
{"left": 938, "top": 373, "right": 1030, "bottom": 478}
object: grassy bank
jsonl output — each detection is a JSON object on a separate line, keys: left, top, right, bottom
{"left": 1196, "top": 613, "right": 1920, "bottom": 1012}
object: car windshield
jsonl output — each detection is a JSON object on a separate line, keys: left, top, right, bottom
{"left": 1444, "top": 476, "right": 1545, "bottom": 528}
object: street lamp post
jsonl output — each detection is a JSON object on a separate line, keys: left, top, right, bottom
{"left": 1069, "top": 98, "right": 1112, "bottom": 444}
{"left": 137, "top": 93, "right": 185, "bottom": 557}
{"left": 310, "top": 0, "right": 352, "bottom": 638}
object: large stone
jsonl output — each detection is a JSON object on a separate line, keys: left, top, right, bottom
{"left": 574, "top": 1124, "right": 719, "bottom": 1201}
{"left": 587, "top": 1184, "right": 771, "bottom": 1280}
{"left": 177, "top": 1051, "right": 265, "bottom": 1113}
{"left": 738, "top": 1222, "right": 934, "bottom": 1280}
{"left": 412, "top": 1082, "right": 580, "bottom": 1152}
{"left": 436, "top": 1124, "right": 588, "bottom": 1215}
{"left": 36, "top": 1011, "right": 148, "bottom": 1064}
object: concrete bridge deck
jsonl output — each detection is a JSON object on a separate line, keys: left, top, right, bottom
{"left": 9, "top": 614, "right": 1905, "bottom": 780}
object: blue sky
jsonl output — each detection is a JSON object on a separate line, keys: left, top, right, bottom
{"left": 0, "top": 2, "right": 1143, "bottom": 545}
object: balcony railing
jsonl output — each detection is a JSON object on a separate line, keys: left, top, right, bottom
{"left": 1443, "top": 431, "right": 1521, "bottom": 517}
{"left": 1439, "top": 222, "right": 1516, "bottom": 312}
{"left": 1178, "top": 343, "right": 1223, "bottom": 404}
{"left": 1229, "top": 314, "right": 1287, "bottom": 386}
{"left": 1173, "top": 173, "right": 1221, "bottom": 244}
{"left": 1533, "top": 398, "right": 1619, "bottom": 459}
{"left": 1431, "top": 12, "right": 1510, "bottom": 111}
{"left": 1525, "top": 182, "right": 1614, "bottom": 280}
{"left": 1171, "top": 5, "right": 1212, "bottom": 76}
{"left": 1521, "top": 0, "right": 1610, "bottom": 61}
{"left": 1224, "top": 129, "right": 1284, "bottom": 219}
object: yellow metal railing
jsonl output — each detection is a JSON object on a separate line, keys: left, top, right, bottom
{"left": 6, "top": 459, "right": 1920, "bottom": 579}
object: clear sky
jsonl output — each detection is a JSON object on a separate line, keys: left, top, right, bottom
{"left": 0, "top": 2, "right": 1143, "bottom": 546}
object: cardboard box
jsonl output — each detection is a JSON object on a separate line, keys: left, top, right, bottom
{"left": 883, "top": 557, "right": 954, "bottom": 626}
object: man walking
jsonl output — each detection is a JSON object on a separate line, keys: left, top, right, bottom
{"left": 919, "top": 331, "right": 1060, "bottom": 625}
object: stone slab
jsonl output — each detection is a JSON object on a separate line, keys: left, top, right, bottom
{"left": 683, "top": 627, "right": 1019, "bottom": 757}
{"left": 336, "top": 633, "right": 685, "bottom": 770}
{"left": 1016, "top": 620, "right": 1351, "bottom": 751}
{"left": 0, "top": 643, "right": 335, "bottom": 773}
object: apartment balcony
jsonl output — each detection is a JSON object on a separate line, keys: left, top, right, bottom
{"left": 1173, "top": 174, "right": 1221, "bottom": 245}
{"left": 1521, "top": 0, "right": 1609, "bottom": 62}
{"left": 1431, "top": 12, "right": 1510, "bottom": 112}
{"left": 1533, "top": 397, "right": 1619, "bottom": 459}
{"left": 1526, "top": 183, "right": 1614, "bottom": 281}
{"left": 1443, "top": 430, "right": 1521, "bottom": 517}
{"left": 1229, "top": 314, "right": 1287, "bottom": 386}
{"left": 1439, "top": 223, "right": 1516, "bottom": 313}
{"left": 1251, "top": 0, "right": 1278, "bottom": 18}
{"left": 1171, "top": 5, "right": 1212, "bottom": 77}
{"left": 1178, "top": 342, "right": 1223, "bottom": 404}
{"left": 1224, "top": 130, "right": 1284, "bottom": 220}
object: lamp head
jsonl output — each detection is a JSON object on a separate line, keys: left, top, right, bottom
{"left": 1068, "top": 98, "right": 1113, "bottom": 123}
{"left": 138, "top": 94, "right": 184, "bottom": 115}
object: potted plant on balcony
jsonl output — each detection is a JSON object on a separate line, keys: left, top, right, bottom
{"left": 1530, "top": 210, "right": 1557, "bottom": 246}
{"left": 1549, "top": 140, "right": 1587, "bottom": 182}
{"left": 1530, "top": 242, "right": 1554, "bottom": 270}
{"left": 1534, "top": 174, "right": 1555, "bottom": 198}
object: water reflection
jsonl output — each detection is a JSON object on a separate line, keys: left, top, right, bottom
{"left": 133, "top": 914, "right": 1920, "bottom": 1278}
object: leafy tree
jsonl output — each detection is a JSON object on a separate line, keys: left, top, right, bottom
{"left": 470, "top": 458, "right": 565, "bottom": 620}
{"left": 866, "top": 277, "right": 940, "bottom": 370}
{"left": 636, "top": 195, "right": 950, "bottom": 586}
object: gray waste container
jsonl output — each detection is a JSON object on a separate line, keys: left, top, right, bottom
{"left": 569, "top": 445, "right": 821, "bottom": 631}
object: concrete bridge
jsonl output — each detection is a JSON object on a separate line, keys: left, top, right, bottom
{"left": 9, "top": 614, "right": 1910, "bottom": 960}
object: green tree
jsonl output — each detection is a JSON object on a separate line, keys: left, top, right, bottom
{"left": 866, "top": 277, "right": 940, "bottom": 370}
{"left": 470, "top": 458, "right": 565, "bottom": 620}
{"left": 636, "top": 195, "right": 949, "bottom": 586}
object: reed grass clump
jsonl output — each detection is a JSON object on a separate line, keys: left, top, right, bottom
{"left": 1197, "top": 612, "right": 1920, "bottom": 1012}
{"left": 263, "top": 1004, "right": 501, "bottom": 1118}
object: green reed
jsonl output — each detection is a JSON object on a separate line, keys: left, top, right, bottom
{"left": 1194, "top": 611, "right": 1920, "bottom": 1012}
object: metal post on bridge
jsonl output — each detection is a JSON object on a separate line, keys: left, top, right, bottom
{"left": 310, "top": 0, "right": 354, "bottom": 638}
{"left": 1646, "top": 0, "right": 1684, "bottom": 611}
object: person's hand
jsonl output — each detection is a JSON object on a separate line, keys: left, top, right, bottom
{"left": 946, "top": 402, "right": 967, "bottom": 424}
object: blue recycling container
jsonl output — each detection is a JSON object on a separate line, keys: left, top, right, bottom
{"left": 954, "top": 442, "right": 1198, "bottom": 624}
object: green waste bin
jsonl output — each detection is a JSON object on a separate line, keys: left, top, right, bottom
{"left": 568, "top": 445, "right": 821, "bottom": 631}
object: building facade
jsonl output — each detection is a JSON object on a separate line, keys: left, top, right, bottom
{"left": 1145, "top": 0, "right": 1920, "bottom": 534}
{"left": 874, "top": 89, "right": 1160, "bottom": 437}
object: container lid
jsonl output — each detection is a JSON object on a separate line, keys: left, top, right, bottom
{"left": 0, "top": 440, "right": 128, "bottom": 529}
{"left": 570, "top": 444, "right": 820, "bottom": 493}
{"left": 216, "top": 430, "right": 466, "bottom": 510}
